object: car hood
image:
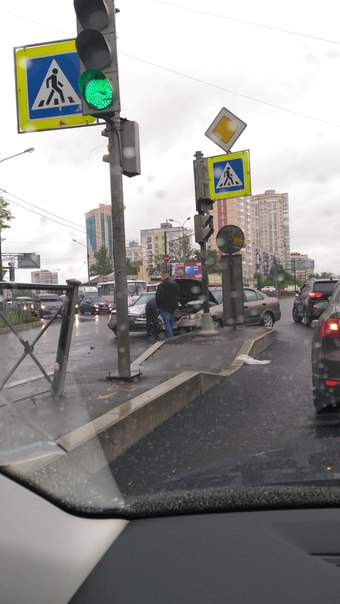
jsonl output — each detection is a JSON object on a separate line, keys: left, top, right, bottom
{"left": 175, "top": 278, "right": 219, "bottom": 307}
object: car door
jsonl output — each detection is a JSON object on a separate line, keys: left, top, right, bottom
{"left": 243, "top": 288, "right": 266, "bottom": 324}
{"left": 296, "top": 282, "right": 311, "bottom": 315}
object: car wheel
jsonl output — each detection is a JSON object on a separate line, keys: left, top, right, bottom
{"left": 112, "top": 326, "right": 117, "bottom": 335}
{"left": 212, "top": 318, "right": 223, "bottom": 329}
{"left": 80, "top": 308, "right": 84, "bottom": 315}
{"left": 313, "top": 388, "right": 339, "bottom": 414}
{"left": 292, "top": 305, "right": 302, "bottom": 323}
{"left": 261, "top": 312, "right": 274, "bottom": 328}
{"left": 303, "top": 307, "right": 312, "bottom": 326}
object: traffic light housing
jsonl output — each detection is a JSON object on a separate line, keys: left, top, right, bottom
{"left": 196, "top": 197, "right": 214, "bottom": 214}
{"left": 194, "top": 196, "right": 214, "bottom": 243}
{"left": 194, "top": 214, "right": 214, "bottom": 243}
{"left": 74, "top": 0, "right": 120, "bottom": 118}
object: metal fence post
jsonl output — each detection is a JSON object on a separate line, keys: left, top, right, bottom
{"left": 52, "top": 279, "right": 80, "bottom": 397}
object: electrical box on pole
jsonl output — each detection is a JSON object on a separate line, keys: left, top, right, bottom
{"left": 74, "top": 0, "right": 120, "bottom": 118}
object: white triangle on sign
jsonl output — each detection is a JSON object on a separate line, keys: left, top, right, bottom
{"left": 216, "top": 162, "right": 242, "bottom": 188}
{"left": 32, "top": 59, "right": 80, "bottom": 110}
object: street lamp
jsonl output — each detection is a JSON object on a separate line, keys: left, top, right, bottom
{"left": 0, "top": 147, "right": 35, "bottom": 281}
{"left": 0, "top": 147, "right": 35, "bottom": 164}
{"left": 72, "top": 238, "right": 90, "bottom": 284}
{"left": 168, "top": 217, "right": 191, "bottom": 228}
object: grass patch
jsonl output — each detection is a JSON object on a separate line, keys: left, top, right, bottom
{"left": 0, "top": 311, "right": 40, "bottom": 328}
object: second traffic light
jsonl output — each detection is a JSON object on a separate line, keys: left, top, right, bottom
{"left": 196, "top": 197, "right": 214, "bottom": 214}
{"left": 194, "top": 214, "right": 214, "bottom": 243}
{"left": 74, "top": 0, "right": 120, "bottom": 118}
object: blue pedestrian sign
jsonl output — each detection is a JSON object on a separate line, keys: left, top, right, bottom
{"left": 14, "top": 39, "right": 96, "bottom": 133}
{"left": 207, "top": 150, "right": 251, "bottom": 200}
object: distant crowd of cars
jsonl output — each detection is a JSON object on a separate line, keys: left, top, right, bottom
{"left": 1, "top": 294, "right": 64, "bottom": 318}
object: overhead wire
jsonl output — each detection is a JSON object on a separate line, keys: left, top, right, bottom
{"left": 0, "top": 190, "right": 86, "bottom": 234}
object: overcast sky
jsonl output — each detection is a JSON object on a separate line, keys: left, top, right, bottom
{"left": 0, "top": 0, "right": 339, "bottom": 284}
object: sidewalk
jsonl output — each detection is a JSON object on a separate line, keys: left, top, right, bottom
{"left": 0, "top": 325, "right": 276, "bottom": 472}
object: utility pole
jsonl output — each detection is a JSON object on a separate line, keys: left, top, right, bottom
{"left": 106, "top": 117, "right": 134, "bottom": 378}
{"left": 74, "top": 0, "right": 141, "bottom": 380}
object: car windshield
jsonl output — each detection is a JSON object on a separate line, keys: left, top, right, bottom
{"left": 313, "top": 282, "right": 338, "bottom": 293}
{"left": 1, "top": 0, "right": 340, "bottom": 528}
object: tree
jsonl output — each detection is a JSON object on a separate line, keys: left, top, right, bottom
{"left": 126, "top": 258, "right": 138, "bottom": 277}
{"left": 167, "top": 235, "right": 196, "bottom": 263}
{"left": 89, "top": 246, "right": 113, "bottom": 276}
{"left": 0, "top": 197, "right": 14, "bottom": 281}
{"left": 191, "top": 248, "right": 221, "bottom": 273}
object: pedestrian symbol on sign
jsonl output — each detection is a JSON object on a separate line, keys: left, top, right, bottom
{"left": 32, "top": 59, "right": 80, "bottom": 110}
{"left": 217, "top": 162, "right": 242, "bottom": 189}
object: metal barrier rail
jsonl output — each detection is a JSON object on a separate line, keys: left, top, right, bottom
{"left": 0, "top": 280, "right": 80, "bottom": 397}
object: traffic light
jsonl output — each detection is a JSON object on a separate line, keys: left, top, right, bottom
{"left": 194, "top": 214, "right": 214, "bottom": 243}
{"left": 196, "top": 197, "right": 214, "bottom": 214}
{"left": 74, "top": 0, "right": 120, "bottom": 118}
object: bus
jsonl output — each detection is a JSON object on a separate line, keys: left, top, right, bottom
{"left": 97, "top": 279, "right": 147, "bottom": 307}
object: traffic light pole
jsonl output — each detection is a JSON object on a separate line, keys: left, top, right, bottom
{"left": 106, "top": 116, "right": 138, "bottom": 380}
{"left": 193, "top": 151, "right": 215, "bottom": 333}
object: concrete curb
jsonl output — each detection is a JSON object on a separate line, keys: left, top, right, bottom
{"left": 16, "top": 328, "right": 277, "bottom": 480}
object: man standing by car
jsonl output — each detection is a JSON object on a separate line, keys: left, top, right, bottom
{"left": 156, "top": 272, "right": 179, "bottom": 338}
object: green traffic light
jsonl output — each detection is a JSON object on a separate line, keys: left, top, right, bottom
{"left": 79, "top": 69, "right": 113, "bottom": 110}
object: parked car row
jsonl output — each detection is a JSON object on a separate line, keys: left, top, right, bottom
{"left": 108, "top": 280, "right": 281, "bottom": 335}
{"left": 1, "top": 294, "right": 64, "bottom": 318}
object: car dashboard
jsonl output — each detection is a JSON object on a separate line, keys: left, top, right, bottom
{"left": 3, "top": 472, "right": 340, "bottom": 603}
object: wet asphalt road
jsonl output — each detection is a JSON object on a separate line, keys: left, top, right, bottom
{"left": 0, "top": 313, "right": 152, "bottom": 385}
{"left": 110, "top": 297, "right": 340, "bottom": 495}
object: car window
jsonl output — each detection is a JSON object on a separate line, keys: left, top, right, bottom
{"left": 313, "top": 281, "right": 338, "bottom": 293}
{"left": 244, "top": 289, "right": 258, "bottom": 302}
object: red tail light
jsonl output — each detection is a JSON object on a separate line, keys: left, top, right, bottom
{"left": 309, "top": 292, "right": 323, "bottom": 299}
{"left": 321, "top": 318, "right": 340, "bottom": 338}
{"left": 324, "top": 380, "right": 340, "bottom": 386}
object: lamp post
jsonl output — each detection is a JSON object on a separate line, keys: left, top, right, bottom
{"left": 0, "top": 147, "right": 35, "bottom": 281}
{"left": 0, "top": 147, "right": 35, "bottom": 164}
{"left": 72, "top": 238, "right": 90, "bottom": 284}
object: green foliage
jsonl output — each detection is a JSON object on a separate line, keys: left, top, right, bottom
{"left": 191, "top": 249, "right": 221, "bottom": 273}
{"left": 0, "top": 196, "right": 14, "bottom": 230}
{"left": 126, "top": 258, "right": 138, "bottom": 276}
{"left": 89, "top": 247, "right": 113, "bottom": 276}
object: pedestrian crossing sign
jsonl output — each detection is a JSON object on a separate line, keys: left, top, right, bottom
{"left": 14, "top": 39, "right": 96, "bottom": 133}
{"left": 207, "top": 150, "right": 251, "bottom": 200}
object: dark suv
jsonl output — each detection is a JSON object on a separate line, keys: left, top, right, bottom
{"left": 292, "top": 279, "right": 338, "bottom": 326}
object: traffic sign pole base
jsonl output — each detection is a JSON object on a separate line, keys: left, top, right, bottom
{"left": 199, "top": 313, "right": 218, "bottom": 336}
{"left": 106, "top": 366, "right": 142, "bottom": 381}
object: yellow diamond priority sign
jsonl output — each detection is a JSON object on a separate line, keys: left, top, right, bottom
{"left": 205, "top": 107, "right": 247, "bottom": 153}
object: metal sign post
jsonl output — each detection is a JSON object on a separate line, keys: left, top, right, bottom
{"left": 216, "top": 225, "right": 245, "bottom": 329}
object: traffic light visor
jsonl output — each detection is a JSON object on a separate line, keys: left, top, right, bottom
{"left": 79, "top": 69, "right": 113, "bottom": 110}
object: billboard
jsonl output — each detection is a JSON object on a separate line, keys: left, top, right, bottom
{"left": 171, "top": 262, "right": 202, "bottom": 280}
{"left": 17, "top": 253, "right": 41, "bottom": 268}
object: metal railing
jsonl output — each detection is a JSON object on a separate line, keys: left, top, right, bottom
{"left": 0, "top": 279, "right": 80, "bottom": 397}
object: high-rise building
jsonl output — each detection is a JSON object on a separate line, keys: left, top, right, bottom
{"left": 290, "top": 252, "right": 315, "bottom": 280}
{"left": 210, "top": 190, "right": 290, "bottom": 284}
{"left": 85, "top": 204, "right": 113, "bottom": 267}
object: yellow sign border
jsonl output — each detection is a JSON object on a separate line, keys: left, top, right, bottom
{"left": 207, "top": 150, "right": 251, "bottom": 200}
{"left": 14, "top": 39, "right": 96, "bottom": 133}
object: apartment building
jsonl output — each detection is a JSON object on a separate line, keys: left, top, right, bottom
{"left": 210, "top": 190, "right": 290, "bottom": 284}
{"left": 85, "top": 204, "right": 113, "bottom": 267}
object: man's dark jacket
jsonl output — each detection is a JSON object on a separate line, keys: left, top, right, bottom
{"left": 156, "top": 278, "right": 179, "bottom": 311}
